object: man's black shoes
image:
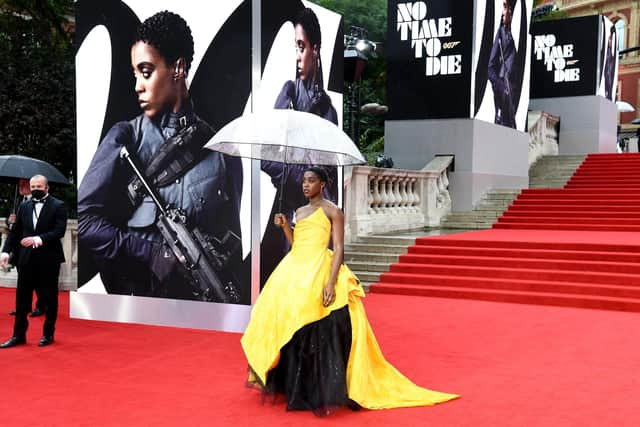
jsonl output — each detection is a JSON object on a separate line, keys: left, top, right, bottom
{"left": 30, "top": 308, "right": 44, "bottom": 317}
{"left": 0, "top": 336, "right": 26, "bottom": 348}
{"left": 38, "top": 336, "right": 54, "bottom": 347}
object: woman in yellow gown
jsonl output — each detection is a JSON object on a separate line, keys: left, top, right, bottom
{"left": 241, "top": 167, "right": 458, "bottom": 415}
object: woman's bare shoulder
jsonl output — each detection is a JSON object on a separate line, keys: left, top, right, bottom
{"left": 321, "top": 200, "right": 342, "bottom": 220}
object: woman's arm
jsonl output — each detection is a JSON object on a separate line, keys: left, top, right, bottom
{"left": 323, "top": 205, "right": 344, "bottom": 307}
{"left": 274, "top": 212, "right": 294, "bottom": 246}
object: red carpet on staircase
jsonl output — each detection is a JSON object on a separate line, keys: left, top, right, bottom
{"left": 372, "top": 153, "right": 640, "bottom": 312}
{"left": 496, "top": 153, "right": 640, "bottom": 231}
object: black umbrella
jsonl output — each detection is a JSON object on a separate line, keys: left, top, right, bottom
{"left": 0, "top": 155, "right": 70, "bottom": 185}
{"left": 0, "top": 155, "right": 71, "bottom": 214}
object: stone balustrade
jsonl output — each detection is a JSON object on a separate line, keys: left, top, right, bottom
{"left": 344, "top": 155, "right": 453, "bottom": 241}
{"left": 528, "top": 110, "right": 560, "bottom": 166}
{"left": 0, "top": 219, "right": 78, "bottom": 291}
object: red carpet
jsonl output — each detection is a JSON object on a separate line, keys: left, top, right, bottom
{"left": 496, "top": 153, "right": 640, "bottom": 231}
{"left": 373, "top": 154, "right": 640, "bottom": 311}
{"left": 0, "top": 288, "right": 638, "bottom": 426}
{"left": 372, "top": 228, "right": 640, "bottom": 311}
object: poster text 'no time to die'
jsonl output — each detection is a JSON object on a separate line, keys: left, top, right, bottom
{"left": 534, "top": 34, "right": 580, "bottom": 82}
{"left": 396, "top": 2, "right": 462, "bottom": 76}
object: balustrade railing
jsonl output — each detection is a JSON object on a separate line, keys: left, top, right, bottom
{"left": 528, "top": 111, "right": 560, "bottom": 166}
{"left": 344, "top": 155, "right": 453, "bottom": 240}
{"left": 0, "top": 219, "right": 77, "bottom": 290}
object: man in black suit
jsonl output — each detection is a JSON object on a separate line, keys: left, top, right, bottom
{"left": 7, "top": 178, "right": 46, "bottom": 317}
{"left": 0, "top": 174, "right": 67, "bottom": 348}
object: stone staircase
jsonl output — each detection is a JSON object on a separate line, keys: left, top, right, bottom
{"left": 529, "top": 154, "right": 586, "bottom": 188}
{"left": 439, "top": 189, "right": 521, "bottom": 229}
{"left": 344, "top": 155, "right": 588, "bottom": 288}
{"left": 344, "top": 235, "right": 417, "bottom": 289}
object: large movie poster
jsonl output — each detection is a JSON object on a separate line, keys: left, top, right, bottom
{"left": 257, "top": 1, "right": 343, "bottom": 287}
{"left": 473, "top": 0, "right": 533, "bottom": 131}
{"left": 76, "top": 0, "right": 252, "bottom": 305}
{"left": 386, "top": 0, "right": 474, "bottom": 120}
{"left": 530, "top": 16, "right": 600, "bottom": 99}
{"left": 597, "top": 16, "right": 619, "bottom": 102}
{"left": 75, "top": 0, "right": 343, "bottom": 319}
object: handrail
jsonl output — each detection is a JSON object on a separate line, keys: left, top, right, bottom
{"left": 344, "top": 156, "right": 453, "bottom": 240}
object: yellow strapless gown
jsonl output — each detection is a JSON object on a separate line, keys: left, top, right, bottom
{"left": 241, "top": 208, "right": 458, "bottom": 409}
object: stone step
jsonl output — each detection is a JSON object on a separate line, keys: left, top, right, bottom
{"left": 533, "top": 155, "right": 586, "bottom": 162}
{"left": 475, "top": 200, "right": 516, "bottom": 207}
{"left": 444, "top": 213, "right": 501, "bottom": 220}
{"left": 530, "top": 172, "right": 580, "bottom": 178}
{"left": 440, "top": 187, "right": 519, "bottom": 230}
{"left": 346, "top": 261, "right": 391, "bottom": 273}
{"left": 343, "top": 252, "right": 400, "bottom": 264}
{"left": 351, "top": 271, "right": 381, "bottom": 283}
{"left": 438, "top": 221, "right": 493, "bottom": 229}
{"left": 355, "top": 236, "right": 418, "bottom": 246}
{"left": 528, "top": 155, "right": 585, "bottom": 189}
{"left": 344, "top": 243, "right": 410, "bottom": 255}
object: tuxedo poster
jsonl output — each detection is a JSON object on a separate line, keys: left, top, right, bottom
{"left": 75, "top": 0, "right": 342, "bottom": 327}
{"left": 597, "top": 16, "right": 618, "bottom": 102}
{"left": 530, "top": 16, "right": 600, "bottom": 99}
{"left": 386, "top": 0, "right": 474, "bottom": 120}
{"left": 473, "top": 0, "right": 533, "bottom": 131}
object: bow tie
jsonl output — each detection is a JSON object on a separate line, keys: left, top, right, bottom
{"left": 33, "top": 199, "right": 44, "bottom": 204}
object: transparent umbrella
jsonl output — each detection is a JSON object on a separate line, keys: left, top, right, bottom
{"left": 205, "top": 110, "right": 366, "bottom": 166}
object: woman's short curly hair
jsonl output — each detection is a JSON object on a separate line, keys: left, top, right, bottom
{"left": 135, "top": 11, "right": 194, "bottom": 72}
{"left": 294, "top": 8, "right": 321, "bottom": 49}
{"left": 303, "top": 166, "right": 329, "bottom": 183}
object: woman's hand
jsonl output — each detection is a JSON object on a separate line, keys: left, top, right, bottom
{"left": 273, "top": 213, "right": 288, "bottom": 228}
{"left": 322, "top": 282, "right": 336, "bottom": 307}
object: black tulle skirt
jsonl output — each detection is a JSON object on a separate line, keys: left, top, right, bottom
{"left": 248, "top": 305, "right": 360, "bottom": 416}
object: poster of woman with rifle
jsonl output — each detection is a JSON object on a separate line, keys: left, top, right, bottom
{"left": 76, "top": 1, "right": 251, "bottom": 305}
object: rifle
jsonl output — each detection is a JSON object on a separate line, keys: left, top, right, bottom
{"left": 119, "top": 146, "right": 241, "bottom": 303}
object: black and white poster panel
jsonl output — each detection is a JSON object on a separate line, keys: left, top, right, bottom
{"left": 75, "top": 0, "right": 253, "bottom": 307}
{"left": 529, "top": 16, "right": 600, "bottom": 100}
{"left": 256, "top": 1, "right": 343, "bottom": 288}
{"left": 386, "top": 0, "right": 474, "bottom": 120}
{"left": 473, "top": 0, "right": 533, "bottom": 131}
{"left": 597, "top": 16, "right": 619, "bottom": 102}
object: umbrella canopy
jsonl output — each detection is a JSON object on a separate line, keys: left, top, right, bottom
{"left": 205, "top": 110, "right": 366, "bottom": 166}
{"left": 0, "top": 155, "right": 70, "bottom": 184}
{"left": 616, "top": 101, "right": 635, "bottom": 113}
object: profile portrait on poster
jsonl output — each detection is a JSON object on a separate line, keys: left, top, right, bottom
{"left": 77, "top": 10, "right": 247, "bottom": 304}
{"left": 260, "top": 7, "right": 339, "bottom": 288}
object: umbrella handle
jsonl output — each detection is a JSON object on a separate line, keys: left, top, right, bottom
{"left": 278, "top": 135, "right": 289, "bottom": 215}
{"left": 12, "top": 183, "right": 18, "bottom": 213}
{"left": 278, "top": 162, "right": 286, "bottom": 214}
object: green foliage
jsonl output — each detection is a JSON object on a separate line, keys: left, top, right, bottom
{"left": 532, "top": 0, "right": 569, "bottom": 22}
{"left": 309, "top": 0, "right": 387, "bottom": 158}
{"left": 312, "top": 0, "right": 387, "bottom": 42}
{"left": 0, "top": 0, "right": 76, "bottom": 218}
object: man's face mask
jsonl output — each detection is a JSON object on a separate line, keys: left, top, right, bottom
{"left": 31, "top": 189, "right": 46, "bottom": 200}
